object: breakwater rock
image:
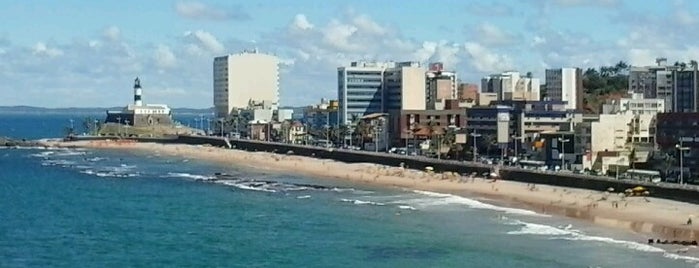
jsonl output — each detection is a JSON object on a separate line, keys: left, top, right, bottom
{"left": 0, "top": 136, "right": 44, "bottom": 147}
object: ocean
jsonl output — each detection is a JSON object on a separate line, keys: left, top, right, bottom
{"left": 1, "top": 113, "right": 698, "bottom": 267}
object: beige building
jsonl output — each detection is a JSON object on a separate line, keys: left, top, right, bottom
{"left": 384, "top": 62, "right": 426, "bottom": 111}
{"left": 458, "top": 83, "right": 479, "bottom": 101}
{"left": 589, "top": 112, "right": 656, "bottom": 173}
{"left": 426, "top": 63, "right": 457, "bottom": 109}
{"left": 481, "top": 71, "right": 540, "bottom": 102}
{"left": 213, "top": 50, "right": 280, "bottom": 118}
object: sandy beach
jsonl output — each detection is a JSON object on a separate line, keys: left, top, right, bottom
{"left": 47, "top": 140, "right": 699, "bottom": 242}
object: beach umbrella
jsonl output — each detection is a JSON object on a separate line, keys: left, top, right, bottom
{"left": 633, "top": 186, "right": 646, "bottom": 192}
{"left": 607, "top": 187, "right": 615, "bottom": 192}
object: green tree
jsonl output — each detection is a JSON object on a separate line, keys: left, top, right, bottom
{"left": 615, "top": 60, "right": 629, "bottom": 75}
{"left": 354, "top": 120, "right": 372, "bottom": 148}
{"left": 481, "top": 133, "right": 497, "bottom": 156}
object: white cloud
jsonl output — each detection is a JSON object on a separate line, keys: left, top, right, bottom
{"left": 531, "top": 36, "right": 546, "bottom": 46}
{"left": 552, "top": 0, "right": 620, "bottom": 8}
{"left": 321, "top": 20, "right": 360, "bottom": 52}
{"left": 475, "top": 23, "right": 515, "bottom": 46}
{"left": 463, "top": 42, "right": 512, "bottom": 73}
{"left": 32, "top": 42, "right": 63, "bottom": 57}
{"left": 184, "top": 30, "right": 225, "bottom": 54}
{"left": 291, "top": 14, "right": 314, "bottom": 31}
{"left": 351, "top": 14, "right": 386, "bottom": 36}
{"left": 468, "top": 2, "right": 513, "bottom": 16}
{"left": 412, "top": 41, "right": 461, "bottom": 69}
{"left": 103, "top": 26, "right": 121, "bottom": 42}
{"left": 88, "top": 40, "right": 100, "bottom": 48}
{"left": 175, "top": 1, "right": 250, "bottom": 21}
{"left": 675, "top": 10, "right": 697, "bottom": 26}
{"left": 154, "top": 45, "right": 177, "bottom": 69}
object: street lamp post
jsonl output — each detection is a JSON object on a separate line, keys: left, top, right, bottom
{"left": 116, "top": 117, "right": 121, "bottom": 137}
{"left": 615, "top": 158, "right": 624, "bottom": 180}
{"left": 511, "top": 135, "right": 524, "bottom": 160}
{"left": 676, "top": 141, "right": 690, "bottom": 185}
{"left": 470, "top": 130, "right": 481, "bottom": 162}
{"left": 206, "top": 118, "right": 211, "bottom": 134}
{"left": 325, "top": 124, "right": 330, "bottom": 147}
{"left": 558, "top": 136, "right": 570, "bottom": 171}
{"left": 404, "top": 129, "right": 410, "bottom": 152}
{"left": 349, "top": 127, "right": 354, "bottom": 148}
{"left": 219, "top": 119, "right": 224, "bottom": 137}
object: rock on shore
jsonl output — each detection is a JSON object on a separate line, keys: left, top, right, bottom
{"left": 0, "top": 136, "right": 45, "bottom": 147}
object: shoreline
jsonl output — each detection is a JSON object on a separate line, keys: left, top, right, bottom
{"left": 46, "top": 140, "right": 699, "bottom": 242}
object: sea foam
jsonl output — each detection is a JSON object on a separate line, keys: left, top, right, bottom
{"left": 507, "top": 219, "right": 699, "bottom": 263}
{"left": 166, "top": 172, "right": 215, "bottom": 181}
{"left": 410, "top": 190, "right": 544, "bottom": 216}
{"left": 340, "top": 198, "right": 385, "bottom": 206}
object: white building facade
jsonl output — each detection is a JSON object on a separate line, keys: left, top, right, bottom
{"left": 602, "top": 93, "right": 665, "bottom": 115}
{"left": 213, "top": 50, "right": 280, "bottom": 118}
{"left": 337, "top": 61, "right": 425, "bottom": 125}
{"left": 545, "top": 68, "right": 583, "bottom": 111}
{"left": 481, "top": 71, "right": 540, "bottom": 101}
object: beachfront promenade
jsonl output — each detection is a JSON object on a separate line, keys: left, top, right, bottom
{"left": 152, "top": 134, "right": 699, "bottom": 205}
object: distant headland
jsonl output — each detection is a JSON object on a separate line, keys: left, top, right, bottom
{"left": 0, "top": 105, "right": 215, "bottom": 115}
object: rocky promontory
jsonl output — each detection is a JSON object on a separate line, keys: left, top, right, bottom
{"left": 0, "top": 136, "right": 46, "bottom": 147}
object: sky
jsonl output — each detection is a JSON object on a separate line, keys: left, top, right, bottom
{"left": 1, "top": 0, "right": 699, "bottom": 108}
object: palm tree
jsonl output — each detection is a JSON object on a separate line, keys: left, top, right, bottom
{"left": 354, "top": 120, "right": 372, "bottom": 149}
{"left": 348, "top": 114, "right": 361, "bottom": 146}
{"left": 280, "top": 120, "right": 292, "bottom": 143}
{"left": 615, "top": 61, "right": 628, "bottom": 75}
{"left": 482, "top": 133, "right": 497, "bottom": 156}
{"left": 423, "top": 120, "right": 446, "bottom": 158}
{"left": 584, "top": 68, "right": 599, "bottom": 77}
{"left": 335, "top": 124, "right": 351, "bottom": 146}
{"left": 441, "top": 127, "right": 462, "bottom": 159}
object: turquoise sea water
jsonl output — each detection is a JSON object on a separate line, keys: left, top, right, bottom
{"left": 1, "top": 114, "right": 699, "bottom": 267}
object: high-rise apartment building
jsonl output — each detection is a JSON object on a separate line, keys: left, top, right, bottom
{"left": 425, "top": 62, "right": 457, "bottom": 110}
{"left": 628, "top": 58, "right": 676, "bottom": 112}
{"left": 481, "top": 71, "right": 540, "bottom": 102}
{"left": 337, "top": 62, "right": 388, "bottom": 125}
{"left": 337, "top": 61, "right": 425, "bottom": 125}
{"left": 674, "top": 66, "right": 699, "bottom": 112}
{"left": 213, "top": 50, "right": 280, "bottom": 118}
{"left": 545, "top": 68, "right": 583, "bottom": 111}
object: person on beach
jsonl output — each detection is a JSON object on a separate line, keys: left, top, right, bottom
{"left": 688, "top": 217, "right": 693, "bottom": 225}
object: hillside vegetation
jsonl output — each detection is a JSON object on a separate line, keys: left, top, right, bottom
{"left": 582, "top": 61, "right": 629, "bottom": 114}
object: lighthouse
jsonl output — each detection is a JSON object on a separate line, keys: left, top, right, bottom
{"left": 134, "top": 77, "right": 143, "bottom": 106}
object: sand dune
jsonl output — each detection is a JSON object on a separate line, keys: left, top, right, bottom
{"left": 49, "top": 140, "right": 699, "bottom": 241}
